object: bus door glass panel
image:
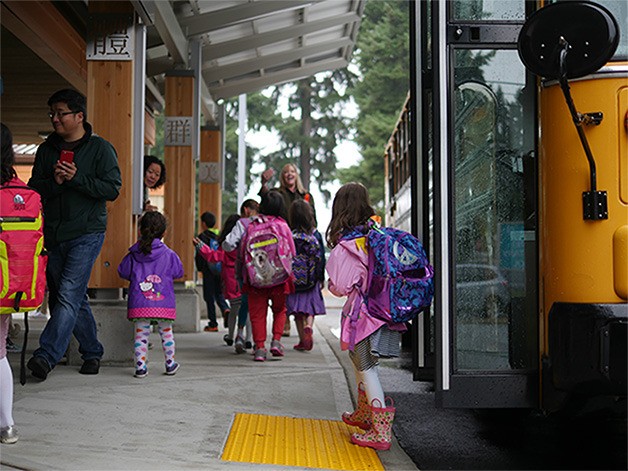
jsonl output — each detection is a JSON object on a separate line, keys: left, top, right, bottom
{"left": 451, "top": 49, "right": 535, "bottom": 372}
{"left": 452, "top": 0, "right": 525, "bottom": 21}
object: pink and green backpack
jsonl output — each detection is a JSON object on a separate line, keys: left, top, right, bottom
{"left": 1, "top": 182, "right": 47, "bottom": 314}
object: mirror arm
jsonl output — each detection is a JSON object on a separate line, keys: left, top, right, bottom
{"left": 556, "top": 37, "right": 608, "bottom": 220}
{"left": 557, "top": 37, "right": 597, "bottom": 193}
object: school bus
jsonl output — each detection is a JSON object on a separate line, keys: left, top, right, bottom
{"left": 386, "top": 0, "right": 627, "bottom": 411}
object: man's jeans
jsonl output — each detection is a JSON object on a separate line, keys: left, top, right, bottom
{"left": 34, "top": 232, "right": 105, "bottom": 368}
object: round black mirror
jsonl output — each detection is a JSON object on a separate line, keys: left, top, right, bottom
{"left": 518, "top": 1, "right": 619, "bottom": 79}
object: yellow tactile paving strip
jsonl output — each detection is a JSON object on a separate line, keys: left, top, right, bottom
{"left": 222, "top": 413, "right": 384, "bottom": 470}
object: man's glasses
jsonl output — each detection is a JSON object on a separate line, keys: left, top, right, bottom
{"left": 48, "top": 111, "right": 78, "bottom": 119}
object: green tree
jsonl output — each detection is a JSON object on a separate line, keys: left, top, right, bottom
{"left": 341, "top": 0, "right": 410, "bottom": 209}
{"left": 256, "top": 70, "right": 356, "bottom": 203}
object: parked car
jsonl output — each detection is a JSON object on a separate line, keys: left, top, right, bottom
{"left": 455, "top": 264, "right": 511, "bottom": 318}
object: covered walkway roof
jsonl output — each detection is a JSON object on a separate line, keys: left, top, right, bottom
{"left": 1, "top": 0, "right": 365, "bottom": 144}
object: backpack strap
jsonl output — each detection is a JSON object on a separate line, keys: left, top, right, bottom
{"left": 20, "top": 312, "right": 28, "bottom": 386}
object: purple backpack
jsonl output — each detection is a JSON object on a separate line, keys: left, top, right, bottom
{"left": 241, "top": 215, "right": 293, "bottom": 288}
{"left": 343, "top": 219, "right": 434, "bottom": 323}
{"left": 292, "top": 231, "right": 321, "bottom": 292}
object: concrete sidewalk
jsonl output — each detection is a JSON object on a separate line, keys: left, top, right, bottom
{"left": 1, "top": 295, "right": 418, "bottom": 471}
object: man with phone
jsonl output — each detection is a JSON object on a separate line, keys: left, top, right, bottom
{"left": 27, "top": 88, "right": 122, "bottom": 381}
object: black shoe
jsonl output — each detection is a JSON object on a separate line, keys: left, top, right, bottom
{"left": 245, "top": 341, "right": 252, "bottom": 349}
{"left": 27, "top": 356, "right": 51, "bottom": 381}
{"left": 79, "top": 359, "right": 100, "bottom": 375}
{"left": 223, "top": 334, "right": 233, "bottom": 346}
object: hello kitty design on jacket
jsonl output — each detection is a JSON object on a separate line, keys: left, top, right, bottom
{"left": 139, "top": 274, "right": 165, "bottom": 301}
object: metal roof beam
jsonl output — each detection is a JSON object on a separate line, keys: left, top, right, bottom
{"left": 152, "top": 1, "right": 188, "bottom": 65}
{"left": 203, "top": 12, "right": 359, "bottom": 61}
{"left": 181, "top": 0, "right": 320, "bottom": 36}
{"left": 204, "top": 38, "right": 351, "bottom": 82}
{"left": 209, "top": 58, "right": 347, "bottom": 100}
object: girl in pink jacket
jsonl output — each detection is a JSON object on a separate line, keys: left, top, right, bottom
{"left": 325, "top": 182, "right": 405, "bottom": 451}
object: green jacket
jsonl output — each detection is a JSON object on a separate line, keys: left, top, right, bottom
{"left": 29, "top": 122, "right": 122, "bottom": 247}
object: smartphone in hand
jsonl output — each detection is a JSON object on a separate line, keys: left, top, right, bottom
{"left": 59, "top": 150, "right": 74, "bottom": 164}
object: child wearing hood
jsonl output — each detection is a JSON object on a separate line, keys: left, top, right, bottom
{"left": 118, "top": 211, "right": 184, "bottom": 378}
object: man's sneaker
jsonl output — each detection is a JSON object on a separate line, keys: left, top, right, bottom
{"left": 165, "top": 362, "right": 180, "bottom": 375}
{"left": 223, "top": 334, "right": 234, "bottom": 346}
{"left": 6, "top": 338, "right": 22, "bottom": 353}
{"left": 79, "top": 359, "right": 100, "bottom": 375}
{"left": 0, "top": 426, "right": 19, "bottom": 444}
{"left": 204, "top": 325, "right": 219, "bottom": 332}
{"left": 270, "top": 340, "right": 284, "bottom": 357}
{"left": 253, "top": 348, "right": 267, "bottom": 362}
{"left": 234, "top": 335, "right": 245, "bottom": 354}
{"left": 27, "top": 356, "right": 51, "bottom": 381}
{"left": 245, "top": 341, "right": 253, "bottom": 349}
{"left": 134, "top": 368, "right": 148, "bottom": 378}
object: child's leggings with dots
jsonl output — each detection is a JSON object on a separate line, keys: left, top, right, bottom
{"left": 134, "top": 320, "right": 176, "bottom": 370}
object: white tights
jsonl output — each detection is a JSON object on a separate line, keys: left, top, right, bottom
{"left": 354, "top": 365, "right": 385, "bottom": 407}
{"left": 0, "top": 356, "right": 14, "bottom": 428}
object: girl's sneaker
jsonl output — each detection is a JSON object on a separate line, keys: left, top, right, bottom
{"left": 270, "top": 340, "right": 284, "bottom": 357}
{"left": 293, "top": 343, "right": 306, "bottom": 351}
{"left": 165, "top": 362, "right": 180, "bottom": 375}
{"left": 134, "top": 368, "right": 148, "bottom": 378}
{"left": 0, "top": 426, "right": 18, "bottom": 444}
{"left": 234, "top": 335, "right": 245, "bottom": 354}
{"left": 254, "top": 348, "right": 267, "bottom": 362}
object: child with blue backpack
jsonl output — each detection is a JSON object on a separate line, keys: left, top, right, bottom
{"left": 196, "top": 212, "right": 230, "bottom": 332}
{"left": 193, "top": 214, "right": 252, "bottom": 354}
{"left": 325, "top": 182, "right": 407, "bottom": 451}
{"left": 286, "top": 200, "right": 326, "bottom": 351}
{"left": 118, "top": 211, "right": 184, "bottom": 378}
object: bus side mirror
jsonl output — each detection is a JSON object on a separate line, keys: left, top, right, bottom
{"left": 517, "top": 1, "right": 619, "bottom": 221}
{"left": 517, "top": 1, "right": 619, "bottom": 80}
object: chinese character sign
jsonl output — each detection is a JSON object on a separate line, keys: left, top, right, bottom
{"left": 87, "top": 14, "right": 134, "bottom": 61}
{"left": 165, "top": 117, "right": 193, "bottom": 146}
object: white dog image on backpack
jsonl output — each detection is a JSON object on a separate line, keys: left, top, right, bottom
{"left": 251, "top": 248, "right": 277, "bottom": 285}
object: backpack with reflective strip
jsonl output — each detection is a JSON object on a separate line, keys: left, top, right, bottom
{"left": 0, "top": 183, "right": 48, "bottom": 314}
{"left": 241, "top": 215, "right": 293, "bottom": 288}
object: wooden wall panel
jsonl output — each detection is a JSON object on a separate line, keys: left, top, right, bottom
{"left": 87, "top": 60, "right": 134, "bottom": 288}
{"left": 199, "top": 128, "right": 222, "bottom": 232}
{"left": 1, "top": 1, "right": 86, "bottom": 92}
{"left": 164, "top": 74, "right": 196, "bottom": 281}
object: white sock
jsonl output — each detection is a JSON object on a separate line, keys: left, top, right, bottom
{"left": 356, "top": 366, "right": 385, "bottom": 407}
{"left": 0, "top": 356, "right": 14, "bottom": 428}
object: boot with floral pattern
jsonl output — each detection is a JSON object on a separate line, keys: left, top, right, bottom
{"left": 342, "top": 382, "right": 371, "bottom": 430}
{"left": 350, "top": 397, "right": 395, "bottom": 450}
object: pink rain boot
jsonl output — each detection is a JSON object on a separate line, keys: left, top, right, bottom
{"left": 341, "top": 382, "right": 371, "bottom": 430}
{"left": 350, "top": 397, "right": 395, "bottom": 451}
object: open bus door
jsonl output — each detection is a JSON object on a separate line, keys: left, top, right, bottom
{"left": 418, "top": 0, "right": 540, "bottom": 408}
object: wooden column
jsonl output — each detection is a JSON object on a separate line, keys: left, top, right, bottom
{"left": 87, "top": 2, "right": 134, "bottom": 289}
{"left": 164, "top": 71, "right": 196, "bottom": 281}
{"left": 199, "top": 126, "right": 222, "bottom": 231}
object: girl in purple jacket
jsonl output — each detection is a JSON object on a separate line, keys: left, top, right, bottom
{"left": 118, "top": 211, "right": 184, "bottom": 378}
